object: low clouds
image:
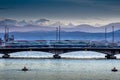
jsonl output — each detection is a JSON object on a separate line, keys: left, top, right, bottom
{"left": 35, "top": 19, "right": 50, "bottom": 23}
{"left": 0, "top": 18, "right": 17, "bottom": 26}
{"left": 0, "top": 18, "right": 120, "bottom": 33}
{"left": 34, "top": 19, "right": 50, "bottom": 26}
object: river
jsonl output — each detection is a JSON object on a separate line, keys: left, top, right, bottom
{"left": 0, "top": 51, "right": 120, "bottom": 80}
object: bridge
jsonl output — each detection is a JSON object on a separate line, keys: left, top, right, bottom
{"left": 0, "top": 47, "right": 120, "bottom": 59}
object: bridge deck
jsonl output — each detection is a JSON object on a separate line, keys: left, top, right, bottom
{"left": 0, "top": 47, "right": 119, "bottom": 54}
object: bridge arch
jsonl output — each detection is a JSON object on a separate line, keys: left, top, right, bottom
{"left": 60, "top": 51, "right": 106, "bottom": 59}
{"left": 0, "top": 48, "right": 118, "bottom": 59}
{"left": 9, "top": 51, "right": 53, "bottom": 58}
{"left": 114, "top": 54, "right": 120, "bottom": 59}
{"left": 2, "top": 51, "right": 53, "bottom": 58}
{"left": 61, "top": 49, "right": 111, "bottom": 56}
{"left": 7, "top": 51, "right": 53, "bottom": 54}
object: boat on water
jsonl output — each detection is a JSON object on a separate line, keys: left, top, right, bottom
{"left": 111, "top": 67, "right": 118, "bottom": 72}
{"left": 22, "top": 66, "right": 28, "bottom": 71}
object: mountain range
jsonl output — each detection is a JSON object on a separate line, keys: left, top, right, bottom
{"left": 0, "top": 18, "right": 120, "bottom": 41}
{"left": 0, "top": 18, "right": 120, "bottom": 33}
{"left": 0, "top": 30, "right": 119, "bottom": 41}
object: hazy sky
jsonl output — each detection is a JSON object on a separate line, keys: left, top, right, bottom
{"left": 0, "top": 0, "right": 120, "bottom": 25}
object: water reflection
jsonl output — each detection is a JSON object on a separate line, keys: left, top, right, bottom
{"left": 0, "top": 51, "right": 106, "bottom": 59}
{"left": 115, "top": 54, "right": 120, "bottom": 59}
{"left": 0, "top": 59, "right": 120, "bottom": 80}
{"left": 61, "top": 51, "right": 105, "bottom": 59}
{"left": 0, "top": 51, "right": 120, "bottom": 59}
{"left": 0, "top": 54, "right": 3, "bottom": 57}
{"left": 10, "top": 51, "right": 53, "bottom": 58}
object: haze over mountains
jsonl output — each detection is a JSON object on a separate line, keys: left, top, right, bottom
{"left": 0, "top": 18, "right": 120, "bottom": 40}
{"left": 0, "top": 18, "right": 120, "bottom": 33}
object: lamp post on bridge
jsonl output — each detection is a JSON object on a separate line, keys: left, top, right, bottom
{"left": 58, "top": 26, "right": 61, "bottom": 43}
{"left": 53, "top": 26, "right": 61, "bottom": 59}
{"left": 55, "top": 26, "right": 61, "bottom": 43}
{"left": 56, "top": 27, "right": 58, "bottom": 41}
{"left": 105, "top": 27, "right": 107, "bottom": 42}
{"left": 105, "top": 26, "right": 116, "bottom": 59}
{"left": 112, "top": 26, "right": 114, "bottom": 47}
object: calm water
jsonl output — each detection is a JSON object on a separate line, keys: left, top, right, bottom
{"left": 0, "top": 52, "right": 120, "bottom": 80}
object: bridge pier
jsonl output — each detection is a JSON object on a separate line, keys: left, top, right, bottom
{"left": 2, "top": 54, "right": 10, "bottom": 58}
{"left": 52, "top": 50, "right": 62, "bottom": 59}
{"left": 105, "top": 54, "right": 116, "bottom": 59}
{"left": 53, "top": 54, "right": 61, "bottom": 59}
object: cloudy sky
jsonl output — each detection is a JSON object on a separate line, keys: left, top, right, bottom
{"left": 0, "top": 0, "right": 120, "bottom": 26}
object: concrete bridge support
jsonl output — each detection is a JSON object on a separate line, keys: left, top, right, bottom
{"left": 105, "top": 54, "right": 116, "bottom": 59}
{"left": 52, "top": 50, "right": 62, "bottom": 59}
{"left": 2, "top": 54, "right": 10, "bottom": 58}
{"left": 53, "top": 54, "right": 61, "bottom": 59}
{"left": 105, "top": 50, "right": 116, "bottom": 59}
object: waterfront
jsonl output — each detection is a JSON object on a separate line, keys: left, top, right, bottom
{"left": 0, "top": 52, "right": 120, "bottom": 80}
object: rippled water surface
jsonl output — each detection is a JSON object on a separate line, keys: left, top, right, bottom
{"left": 0, "top": 52, "right": 120, "bottom": 80}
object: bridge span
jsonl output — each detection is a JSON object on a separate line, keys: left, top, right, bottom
{"left": 0, "top": 47, "right": 120, "bottom": 59}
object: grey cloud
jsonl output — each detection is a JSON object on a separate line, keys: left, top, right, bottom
{"left": 36, "top": 19, "right": 50, "bottom": 23}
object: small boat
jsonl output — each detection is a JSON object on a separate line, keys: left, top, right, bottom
{"left": 111, "top": 67, "right": 118, "bottom": 72}
{"left": 22, "top": 66, "right": 28, "bottom": 71}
